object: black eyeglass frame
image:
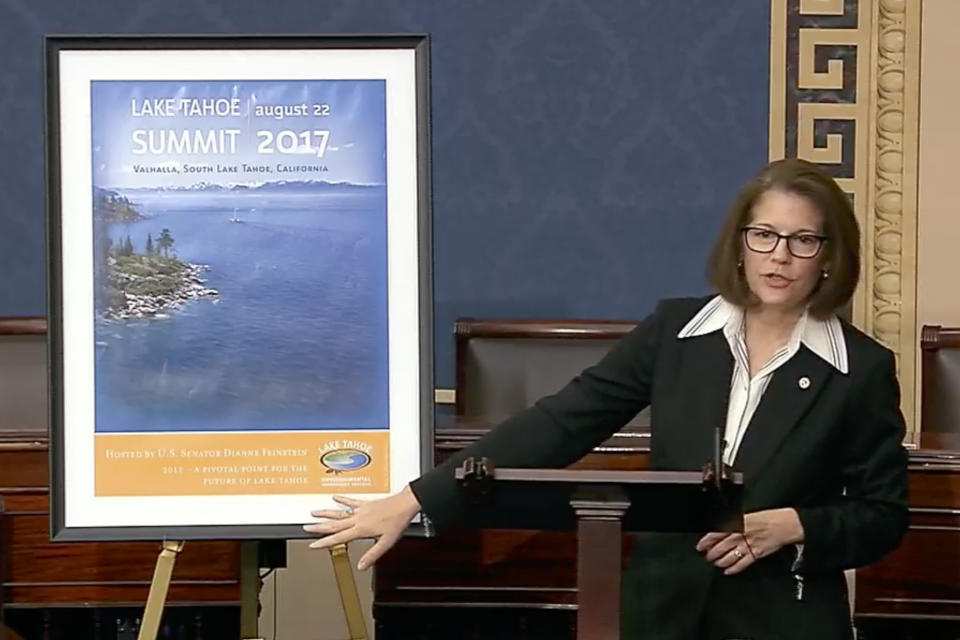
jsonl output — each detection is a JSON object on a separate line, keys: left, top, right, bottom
{"left": 740, "top": 226, "right": 828, "bottom": 259}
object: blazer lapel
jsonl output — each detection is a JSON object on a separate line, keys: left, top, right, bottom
{"left": 677, "top": 332, "right": 734, "bottom": 464}
{"left": 733, "top": 345, "right": 834, "bottom": 482}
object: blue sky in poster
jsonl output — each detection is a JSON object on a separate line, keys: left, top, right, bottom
{"left": 91, "top": 80, "right": 386, "bottom": 189}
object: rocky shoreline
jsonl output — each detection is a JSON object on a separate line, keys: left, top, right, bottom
{"left": 105, "top": 258, "right": 219, "bottom": 320}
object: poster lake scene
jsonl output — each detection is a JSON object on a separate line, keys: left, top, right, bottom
{"left": 89, "top": 80, "right": 390, "bottom": 432}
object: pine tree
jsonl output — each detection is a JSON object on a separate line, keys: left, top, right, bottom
{"left": 157, "top": 228, "right": 174, "bottom": 258}
{"left": 145, "top": 233, "right": 154, "bottom": 255}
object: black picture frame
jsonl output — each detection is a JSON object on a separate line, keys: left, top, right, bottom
{"left": 45, "top": 34, "right": 434, "bottom": 541}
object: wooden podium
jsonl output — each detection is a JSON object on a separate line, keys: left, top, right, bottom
{"left": 455, "top": 457, "right": 743, "bottom": 640}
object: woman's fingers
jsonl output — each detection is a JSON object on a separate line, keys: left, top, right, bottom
{"left": 700, "top": 533, "right": 756, "bottom": 573}
{"left": 310, "top": 508, "right": 352, "bottom": 520}
{"left": 333, "top": 495, "right": 364, "bottom": 509}
{"left": 306, "top": 487, "right": 422, "bottom": 568}
{"left": 699, "top": 509, "right": 798, "bottom": 574}
{"left": 357, "top": 531, "right": 400, "bottom": 571}
{"left": 310, "top": 495, "right": 364, "bottom": 521}
{"left": 696, "top": 531, "right": 727, "bottom": 552}
{"left": 721, "top": 548, "right": 755, "bottom": 575}
{"left": 308, "top": 526, "right": 362, "bottom": 550}
{"left": 303, "top": 518, "right": 353, "bottom": 535}
{"left": 712, "top": 544, "right": 745, "bottom": 569}
{"left": 703, "top": 534, "right": 740, "bottom": 563}
{"left": 307, "top": 496, "right": 364, "bottom": 524}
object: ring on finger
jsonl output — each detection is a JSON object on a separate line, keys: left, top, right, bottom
{"left": 344, "top": 506, "right": 355, "bottom": 516}
{"left": 732, "top": 547, "right": 744, "bottom": 560}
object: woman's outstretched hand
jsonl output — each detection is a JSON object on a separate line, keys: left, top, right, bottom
{"left": 304, "top": 485, "right": 422, "bottom": 570}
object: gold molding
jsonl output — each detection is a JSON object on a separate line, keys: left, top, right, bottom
{"left": 865, "top": 0, "right": 921, "bottom": 430}
{"left": 797, "top": 102, "right": 857, "bottom": 163}
{"left": 769, "top": 0, "right": 921, "bottom": 431}
{"left": 798, "top": 28, "right": 860, "bottom": 88}
{"left": 769, "top": 0, "right": 788, "bottom": 161}
{"left": 800, "top": 0, "right": 846, "bottom": 15}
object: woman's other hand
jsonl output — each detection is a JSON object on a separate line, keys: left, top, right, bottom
{"left": 696, "top": 508, "right": 805, "bottom": 575}
{"left": 304, "top": 484, "right": 422, "bottom": 570}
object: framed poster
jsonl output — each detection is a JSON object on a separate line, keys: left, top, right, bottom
{"left": 45, "top": 35, "right": 433, "bottom": 540}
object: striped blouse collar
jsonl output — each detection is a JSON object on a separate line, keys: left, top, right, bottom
{"left": 676, "top": 295, "right": 849, "bottom": 374}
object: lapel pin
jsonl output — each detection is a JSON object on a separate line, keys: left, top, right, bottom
{"left": 798, "top": 376, "right": 811, "bottom": 390}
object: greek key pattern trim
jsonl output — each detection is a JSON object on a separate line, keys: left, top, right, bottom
{"left": 770, "top": 0, "right": 920, "bottom": 429}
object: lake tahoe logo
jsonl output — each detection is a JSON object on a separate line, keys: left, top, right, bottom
{"left": 320, "top": 448, "right": 371, "bottom": 474}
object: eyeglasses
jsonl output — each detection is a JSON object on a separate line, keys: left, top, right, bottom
{"left": 741, "top": 226, "right": 827, "bottom": 259}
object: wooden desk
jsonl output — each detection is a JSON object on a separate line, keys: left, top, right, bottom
{"left": 0, "top": 431, "right": 242, "bottom": 640}
{"left": 0, "top": 494, "right": 22, "bottom": 640}
{"left": 373, "top": 420, "right": 960, "bottom": 639}
{"left": 854, "top": 432, "right": 960, "bottom": 639}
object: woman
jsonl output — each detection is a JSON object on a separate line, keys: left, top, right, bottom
{"left": 305, "top": 158, "right": 909, "bottom": 639}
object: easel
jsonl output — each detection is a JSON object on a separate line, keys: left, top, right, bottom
{"left": 136, "top": 540, "right": 368, "bottom": 640}
{"left": 327, "top": 543, "right": 368, "bottom": 640}
{"left": 137, "top": 541, "right": 184, "bottom": 640}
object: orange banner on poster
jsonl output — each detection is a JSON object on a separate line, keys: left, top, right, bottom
{"left": 94, "top": 431, "right": 390, "bottom": 496}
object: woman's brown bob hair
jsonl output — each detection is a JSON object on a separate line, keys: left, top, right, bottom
{"left": 707, "top": 158, "right": 859, "bottom": 319}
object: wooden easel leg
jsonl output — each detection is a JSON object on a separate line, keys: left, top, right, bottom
{"left": 328, "top": 544, "right": 368, "bottom": 640}
{"left": 137, "top": 540, "right": 184, "bottom": 640}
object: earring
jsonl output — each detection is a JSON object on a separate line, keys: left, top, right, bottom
{"left": 737, "top": 259, "right": 744, "bottom": 268}
{"left": 822, "top": 270, "right": 829, "bottom": 279}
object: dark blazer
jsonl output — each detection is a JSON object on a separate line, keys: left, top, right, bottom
{"left": 410, "top": 297, "right": 909, "bottom": 640}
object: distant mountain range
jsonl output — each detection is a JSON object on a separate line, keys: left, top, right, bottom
{"left": 112, "top": 180, "right": 382, "bottom": 194}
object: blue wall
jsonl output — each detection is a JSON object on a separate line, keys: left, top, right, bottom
{"left": 0, "top": 0, "right": 769, "bottom": 387}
